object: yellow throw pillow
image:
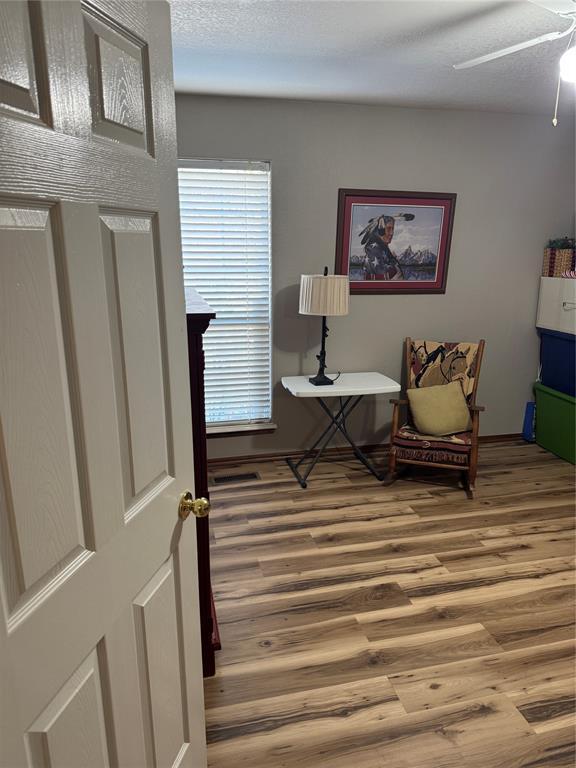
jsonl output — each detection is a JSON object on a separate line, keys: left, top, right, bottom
{"left": 407, "top": 381, "right": 472, "bottom": 436}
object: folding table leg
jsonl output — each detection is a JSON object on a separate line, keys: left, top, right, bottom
{"left": 285, "top": 395, "right": 385, "bottom": 486}
{"left": 285, "top": 396, "right": 354, "bottom": 487}
{"left": 317, "top": 397, "right": 385, "bottom": 481}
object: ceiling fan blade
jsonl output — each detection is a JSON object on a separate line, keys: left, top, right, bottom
{"left": 528, "top": 0, "right": 576, "bottom": 15}
{"left": 454, "top": 20, "right": 576, "bottom": 69}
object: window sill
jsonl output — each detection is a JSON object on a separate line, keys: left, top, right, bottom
{"left": 206, "top": 423, "right": 278, "bottom": 439}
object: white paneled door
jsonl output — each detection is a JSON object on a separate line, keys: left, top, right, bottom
{"left": 0, "top": 2, "right": 207, "bottom": 766}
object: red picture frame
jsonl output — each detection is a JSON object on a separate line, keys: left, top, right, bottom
{"left": 335, "top": 188, "right": 457, "bottom": 294}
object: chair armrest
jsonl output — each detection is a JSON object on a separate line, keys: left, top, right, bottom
{"left": 390, "top": 398, "right": 408, "bottom": 405}
{"left": 469, "top": 405, "right": 485, "bottom": 412}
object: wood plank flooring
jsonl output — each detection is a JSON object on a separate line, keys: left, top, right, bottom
{"left": 205, "top": 441, "right": 576, "bottom": 768}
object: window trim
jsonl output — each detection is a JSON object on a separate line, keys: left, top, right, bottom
{"left": 206, "top": 422, "right": 278, "bottom": 438}
{"left": 178, "top": 157, "right": 274, "bottom": 432}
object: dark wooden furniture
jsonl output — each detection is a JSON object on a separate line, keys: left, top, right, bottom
{"left": 185, "top": 286, "right": 220, "bottom": 677}
{"left": 385, "top": 337, "right": 486, "bottom": 499}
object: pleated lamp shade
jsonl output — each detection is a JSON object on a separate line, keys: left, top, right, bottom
{"left": 299, "top": 274, "right": 349, "bottom": 316}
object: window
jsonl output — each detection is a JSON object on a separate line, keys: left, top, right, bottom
{"left": 177, "top": 159, "right": 272, "bottom": 428}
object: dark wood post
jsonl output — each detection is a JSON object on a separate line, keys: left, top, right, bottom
{"left": 185, "top": 287, "right": 218, "bottom": 677}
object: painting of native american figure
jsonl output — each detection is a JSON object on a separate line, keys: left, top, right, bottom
{"left": 409, "top": 340, "right": 480, "bottom": 400}
{"left": 353, "top": 206, "right": 439, "bottom": 282}
{"left": 335, "top": 189, "right": 456, "bottom": 294}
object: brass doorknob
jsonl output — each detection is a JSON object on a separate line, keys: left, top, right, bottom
{"left": 178, "top": 491, "right": 210, "bottom": 520}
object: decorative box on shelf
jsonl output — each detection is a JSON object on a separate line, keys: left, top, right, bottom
{"left": 542, "top": 249, "right": 575, "bottom": 277}
{"left": 542, "top": 238, "right": 575, "bottom": 277}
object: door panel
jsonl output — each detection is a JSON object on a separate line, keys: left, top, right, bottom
{"left": 134, "top": 560, "right": 189, "bottom": 768}
{"left": 57, "top": 202, "right": 125, "bottom": 549}
{"left": 0, "top": 1, "right": 48, "bottom": 121}
{"left": 83, "top": 5, "right": 154, "bottom": 152}
{"left": 26, "top": 650, "right": 112, "bottom": 768}
{"left": 0, "top": 204, "right": 87, "bottom": 610}
{"left": 100, "top": 214, "right": 170, "bottom": 502}
{"left": 103, "top": 606, "right": 148, "bottom": 767}
{"left": 0, "top": 3, "right": 34, "bottom": 91}
{"left": 0, "top": 2, "right": 206, "bottom": 766}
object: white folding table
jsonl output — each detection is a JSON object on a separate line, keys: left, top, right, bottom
{"left": 281, "top": 372, "right": 401, "bottom": 487}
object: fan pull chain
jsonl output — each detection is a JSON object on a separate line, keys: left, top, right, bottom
{"left": 552, "top": 73, "right": 562, "bottom": 126}
{"left": 553, "top": 27, "right": 575, "bottom": 127}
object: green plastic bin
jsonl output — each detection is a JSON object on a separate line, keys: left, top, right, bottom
{"left": 534, "top": 382, "right": 575, "bottom": 464}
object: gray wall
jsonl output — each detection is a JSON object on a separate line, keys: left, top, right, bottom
{"left": 175, "top": 95, "right": 575, "bottom": 460}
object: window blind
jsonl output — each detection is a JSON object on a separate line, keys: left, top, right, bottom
{"left": 177, "top": 160, "right": 272, "bottom": 426}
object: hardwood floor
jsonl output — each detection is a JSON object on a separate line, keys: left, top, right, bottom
{"left": 205, "top": 441, "right": 576, "bottom": 768}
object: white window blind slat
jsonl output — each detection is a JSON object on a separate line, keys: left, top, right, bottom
{"left": 177, "top": 162, "right": 272, "bottom": 426}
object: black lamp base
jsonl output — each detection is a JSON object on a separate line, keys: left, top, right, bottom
{"left": 308, "top": 372, "right": 334, "bottom": 386}
{"left": 309, "top": 307, "right": 335, "bottom": 386}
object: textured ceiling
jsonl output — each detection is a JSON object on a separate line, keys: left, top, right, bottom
{"left": 171, "top": 0, "right": 576, "bottom": 115}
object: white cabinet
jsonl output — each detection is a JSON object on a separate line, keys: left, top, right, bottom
{"left": 537, "top": 277, "right": 576, "bottom": 335}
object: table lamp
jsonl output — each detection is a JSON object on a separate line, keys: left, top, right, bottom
{"left": 299, "top": 266, "right": 349, "bottom": 385}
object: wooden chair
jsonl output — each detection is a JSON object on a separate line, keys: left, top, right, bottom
{"left": 385, "top": 338, "right": 486, "bottom": 498}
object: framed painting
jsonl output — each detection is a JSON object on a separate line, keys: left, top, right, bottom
{"left": 335, "top": 189, "right": 457, "bottom": 294}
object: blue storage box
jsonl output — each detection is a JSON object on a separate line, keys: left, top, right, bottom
{"left": 538, "top": 328, "right": 576, "bottom": 398}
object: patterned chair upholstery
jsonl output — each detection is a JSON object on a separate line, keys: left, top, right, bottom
{"left": 393, "top": 423, "right": 473, "bottom": 467}
{"left": 386, "top": 338, "right": 486, "bottom": 498}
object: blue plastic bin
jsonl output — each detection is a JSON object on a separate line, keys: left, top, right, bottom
{"left": 538, "top": 328, "right": 576, "bottom": 398}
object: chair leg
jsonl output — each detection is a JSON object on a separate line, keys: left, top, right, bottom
{"left": 466, "top": 413, "right": 480, "bottom": 500}
{"left": 465, "top": 442, "right": 479, "bottom": 499}
{"left": 463, "top": 466, "right": 476, "bottom": 499}
{"left": 382, "top": 448, "right": 398, "bottom": 486}
{"left": 383, "top": 456, "right": 412, "bottom": 486}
